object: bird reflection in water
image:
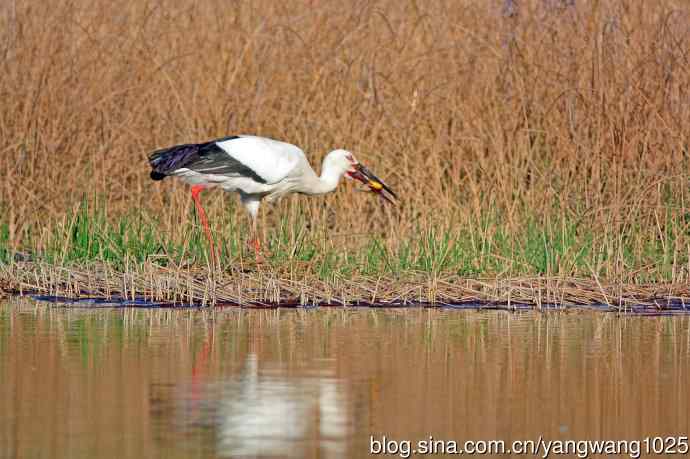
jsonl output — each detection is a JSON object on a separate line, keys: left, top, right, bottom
{"left": 151, "top": 343, "right": 352, "bottom": 459}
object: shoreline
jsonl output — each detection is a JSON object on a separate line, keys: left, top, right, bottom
{"left": 3, "top": 261, "right": 689, "bottom": 310}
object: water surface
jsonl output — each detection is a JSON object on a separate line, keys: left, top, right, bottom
{"left": 1, "top": 299, "right": 689, "bottom": 458}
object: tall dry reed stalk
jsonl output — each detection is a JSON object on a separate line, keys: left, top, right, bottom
{"left": 1, "top": 0, "right": 688, "bottom": 279}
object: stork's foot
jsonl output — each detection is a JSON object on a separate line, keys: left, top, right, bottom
{"left": 247, "top": 238, "right": 271, "bottom": 264}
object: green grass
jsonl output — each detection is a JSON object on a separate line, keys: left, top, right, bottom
{"left": 0, "top": 223, "right": 9, "bottom": 265}
{"left": 1, "top": 200, "right": 688, "bottom": 285}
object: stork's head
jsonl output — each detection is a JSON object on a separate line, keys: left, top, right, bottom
{"left": 325, "top": 149, "right": 397, "bottom": 205}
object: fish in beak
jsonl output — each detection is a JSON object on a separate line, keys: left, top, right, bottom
{"left": 347, "top": 163, "right": 397, "bottom": 205}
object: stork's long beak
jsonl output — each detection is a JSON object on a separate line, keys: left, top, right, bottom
{"left": 349, "top": 164, "right": 397, "bottom": 205}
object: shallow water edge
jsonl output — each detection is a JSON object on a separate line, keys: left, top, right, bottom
{"left": 10, "top": 292, "right": 690, "bottom": 315}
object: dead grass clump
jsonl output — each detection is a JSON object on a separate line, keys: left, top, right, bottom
{"left": 1, "top": 0, "right": 689, "bottom": 284}
{"left": 4, "top": 261, "right": 690, "bottom": 309}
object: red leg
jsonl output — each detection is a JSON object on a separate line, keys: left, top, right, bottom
{"left": 248, "top": 217, "right": 267, "bottom": 263}
{"left": 253, "top": 238, "right": 264, "bottom": 263}
{"left": 247, "top": 237, "right": 264, "bottom": 263}
{"left": 191, "top": 185, "right": 217, "bottom": 266}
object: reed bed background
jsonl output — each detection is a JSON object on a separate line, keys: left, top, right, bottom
{"left": 1, "top": 0, "right": 689, "bottom": 304}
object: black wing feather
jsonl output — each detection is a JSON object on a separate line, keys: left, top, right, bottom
{"left": 148, "top": 136, "right": 267, "bottom": 184}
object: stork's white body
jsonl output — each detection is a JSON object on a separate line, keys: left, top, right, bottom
{"left": 148, "top": 134, "right": 394, "bottom": 263}
{"left": 173, "top": 137, "right": 301, "bottom": 192}
{"left": 166, "top": 135, "right": 345, "bottom": 219}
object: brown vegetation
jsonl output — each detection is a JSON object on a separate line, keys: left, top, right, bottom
{"left": 4, "top": 261, "right": 690, "bottom": 308}
{"left": 1, "top": 0, "right": 689, "bottom": 304}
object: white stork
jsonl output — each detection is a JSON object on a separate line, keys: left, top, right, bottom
{"left": 148, "top": 135, "right": 396, "bottom": 263}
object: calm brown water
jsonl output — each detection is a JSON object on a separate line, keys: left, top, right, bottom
{"left": 1, "top": 298, "right": 689, "bottom": 459}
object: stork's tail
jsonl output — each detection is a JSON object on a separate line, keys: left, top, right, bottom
{"left": 148, "top": 143, "right": 200, "bottom": 181}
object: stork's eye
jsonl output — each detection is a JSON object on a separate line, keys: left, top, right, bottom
{"left": 346, "top": 153, "right": 355, "bottom": 163}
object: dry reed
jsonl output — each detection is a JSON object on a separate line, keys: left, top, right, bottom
{"left": 4, "top": 261, "right": 690, "bottom": 309}
{"left": 1, "top": 0, "right": 689, "bottom": 305}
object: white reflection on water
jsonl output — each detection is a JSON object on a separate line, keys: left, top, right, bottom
{"left": 183, "top": 354, "right": 351, "bottom": 458}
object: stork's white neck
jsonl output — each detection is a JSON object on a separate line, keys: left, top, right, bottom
{"left": 302, "top": 166, "right": 342, "bottom": 195}
{"left": 300, "top": 154, "right": 350, "bottom": 195}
